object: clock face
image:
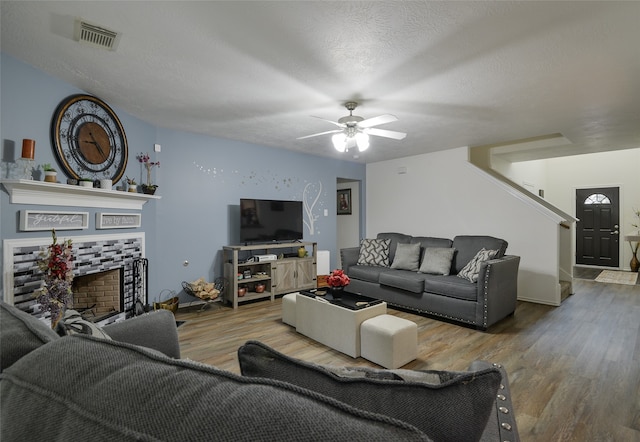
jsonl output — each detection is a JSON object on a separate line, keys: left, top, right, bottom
{"left": 51, "top": 94, "right": 128, "bottom": 182}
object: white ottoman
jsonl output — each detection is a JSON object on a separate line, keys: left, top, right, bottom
{"left": 360, "top": 314, "right": 418, "bottom": 369}
{"left": 282, "top": 292, "right": 298, "bottom": 326}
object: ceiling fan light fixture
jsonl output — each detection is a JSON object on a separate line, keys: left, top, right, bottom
{"left": 300, "top": 101, "right": 406, "bottom": 154}
{"left": 332, "top": 133, "right": 347, "bottom": 152}
{"left": 356, "top": 132, "right": 369, "bottom": 152}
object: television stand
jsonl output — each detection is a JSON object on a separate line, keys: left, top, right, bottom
{"left": 223, "top": 241, "right": 317, "bottom": 309}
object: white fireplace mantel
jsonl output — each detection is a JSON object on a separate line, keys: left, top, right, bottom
{"left": 1, "top": 179, "right": 160, "bottom": 210}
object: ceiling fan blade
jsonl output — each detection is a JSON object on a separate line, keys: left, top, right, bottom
{"left": 366, "top": 127, "right": 407, "bottom": 140}
{"left": 297, "top": 129, "right": 342, "bottom": 140}
{"left": 358, "top": 114, "right": 398, "bottom": 128}
{"left": 310, "top": 116, "right": 345, "bottom": 128}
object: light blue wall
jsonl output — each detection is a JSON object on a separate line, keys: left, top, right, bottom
{"left": 0, "top": 53, "right": 366, "bottom": 303}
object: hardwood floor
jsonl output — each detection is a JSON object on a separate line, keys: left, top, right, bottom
{"left": 175, "top": 278, "right": 640, "bottom": 441}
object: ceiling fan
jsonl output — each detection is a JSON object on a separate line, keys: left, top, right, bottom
{"left": 297, "top": 102, "right": 406, "bottom": 153}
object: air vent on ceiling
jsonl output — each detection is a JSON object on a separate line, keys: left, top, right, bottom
{"left": 74, "top": 19, "right": 121, "bottom": 51}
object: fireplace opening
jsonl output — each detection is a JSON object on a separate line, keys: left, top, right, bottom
{"left": 72, "top": 268, "right": 124, "bottom": 323}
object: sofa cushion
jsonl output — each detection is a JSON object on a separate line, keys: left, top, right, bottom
{"left": 379, "top": 271, "right": 425, "bottom": 294}
{"left": 377, "top": 232, "right": 412, "bottom": 263}
{"left": 0, "top": 301, "right": 60, "bottom": 372}
{"left": 419, "top": 247, "right": 456, "bottom": 275}
{"left": 451, "top": 236, "right": 507, "bottom": 273}
{"left": 238, "top": 340, "right": 501, "bottom": 442}
{"left": 357, "top": 238, "right": 391, "bottom": 267}
{"left": 1, "top": 336, "right": 430, "bottom": 442}
{"left": 410, "top": 236, "right": 453, "bottom": 250}
{"left": 458, "top": 248, "right": 498, "bottom": 283}
{"left": 423, "top": 275, "right": 478, "bottom": 301}
{"left": 349, "top": 265, "right": 395, "bottom": 283}
{"left": 390, "top": 242, "right": 421, "bottom": 271}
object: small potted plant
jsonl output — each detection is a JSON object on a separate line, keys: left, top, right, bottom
{"left": 126, "top": 176, "right": 137, "bottom": 193}
{"left": 42, "top": 163, "right": 57, "bottom": 183}
{"left": 78, "top": 178, "right": 94, "bottom": 188}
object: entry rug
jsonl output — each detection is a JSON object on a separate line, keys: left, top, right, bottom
{"left": 595, "top": 270, "right": 638, "bottom": 286}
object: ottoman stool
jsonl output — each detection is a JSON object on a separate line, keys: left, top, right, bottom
{"left": 360, "top": 314, "right": 417, "bottom": 369}
{"left": 282, "top": 292, "right": 298, "bottom": 327}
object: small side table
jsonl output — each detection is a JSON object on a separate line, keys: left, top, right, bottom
{"left": 624, "top": 234, "right": 640, "bottom": 272}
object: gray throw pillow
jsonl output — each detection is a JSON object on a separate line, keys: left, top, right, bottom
{"left": 238, "top": 340, "right": 501, "bottom": 442}
{"left": 55, "top": 309, "right": 112, "bottom": 340}
{"left": 457, "top": 248, "right": 498, "bottom": 283}
{"left": 357, "top": 238, "right": 391, "bottom": 267}
{"left": 419, "top": 247, "right": 456, "bottom": 275}
{"left": 390, "top": 242, "right": 421, "bottom": 271}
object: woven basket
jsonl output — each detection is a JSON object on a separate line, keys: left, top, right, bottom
{"left": 153, "top": 296, "right": 179, "bottom": 313}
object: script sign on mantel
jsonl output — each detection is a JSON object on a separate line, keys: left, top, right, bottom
{"left": 20, "top": 210, "right": 89, "bottom": 231}
{"left": 96, "top": 213, "right": 142, "bottom": 229}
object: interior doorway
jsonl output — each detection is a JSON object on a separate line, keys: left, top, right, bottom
{"left": 575, "top": 187, "right": 620, "bottom": 267}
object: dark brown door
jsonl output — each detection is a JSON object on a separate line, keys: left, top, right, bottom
{"left": 576, "top": 187, "right": 620, "bottom": 267}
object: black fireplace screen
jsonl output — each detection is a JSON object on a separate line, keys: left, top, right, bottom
{"left": 132, "top": 258, "right": 148, "bottom": 316}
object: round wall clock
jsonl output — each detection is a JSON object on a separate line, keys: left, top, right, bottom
{"left": 51, "top": 94, "right": 128, "bottom": 182}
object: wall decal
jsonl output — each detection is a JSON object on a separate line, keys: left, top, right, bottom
{"left": 192, "top": 160, "right": 327, "bottom": 237}
{"left": 303, "top": 181, "right": 322, "bottom": 236}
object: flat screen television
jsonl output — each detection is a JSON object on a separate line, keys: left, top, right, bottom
{"left": 240, "top": 198, "right": 303, "bottom": 244}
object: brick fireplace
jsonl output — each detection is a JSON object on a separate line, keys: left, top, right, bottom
{"left": 72, "top": 268, "right": 124, "bottom": 320}
{"left": 3, "top": 233, "right": 146, "bottom": 319}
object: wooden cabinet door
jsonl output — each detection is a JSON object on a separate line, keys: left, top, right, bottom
{"left": 296, "top": 259, "right": 316, "bottom": 290}
{"left": 271, "top": 260, "right": 295, "bottom": 294}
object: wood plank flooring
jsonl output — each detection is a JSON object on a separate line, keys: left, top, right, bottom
{"left": 175, "top": 278, "right": 640, "bottom": 441}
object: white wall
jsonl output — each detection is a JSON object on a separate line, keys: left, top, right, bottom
{"left": 366, "top": 146, "right": 565, "bottom": 305}
{"left": 494, "top": 157, "right": 548, "bottom": 198}
{"left": 337, "top": 180, "right": 361, "bottom": 268}
{"left": 500, "top": 148, "right": 640, "bottom": 270}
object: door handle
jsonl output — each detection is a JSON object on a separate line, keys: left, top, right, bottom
{"left": 612, "top": 231, "right": 619, "bottom": 235}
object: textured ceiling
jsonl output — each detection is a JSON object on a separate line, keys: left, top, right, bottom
{"left": 1, "top": 1, "right": 639, "bottom": 163}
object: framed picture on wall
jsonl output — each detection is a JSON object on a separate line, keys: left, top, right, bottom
{"left": 337, "top": 188, "right": 352, "bottom": 215}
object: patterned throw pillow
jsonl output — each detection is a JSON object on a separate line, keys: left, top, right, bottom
{"left": 357, "top": 238, "right": 391, "bottom": 267}
{"left": 457, "top": 248, "right": 498, "bottom": 283}
{"left": 55, "top": 310, "right": 112, "bottom": 340}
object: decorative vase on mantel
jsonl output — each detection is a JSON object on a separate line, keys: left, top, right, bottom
{"left": 44, "top": 171, "right": 57, "bottom": 183}
{"left": 141, "top": 184, "right": 158, "bottom": 195}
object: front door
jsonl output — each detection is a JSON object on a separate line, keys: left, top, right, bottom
{"left": 576, "top": 187, "right": 620, "bottom": 267}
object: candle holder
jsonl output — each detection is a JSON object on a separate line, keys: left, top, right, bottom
{"left": 15, "top": 158, "right": 35, "bottom": 180}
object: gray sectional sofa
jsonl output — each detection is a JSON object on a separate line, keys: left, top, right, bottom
{"left": 1, "top": 301, "right": 520, "bottom": 441}
{"left": 341, "top": 233, "right": 520, "bottom": 330}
